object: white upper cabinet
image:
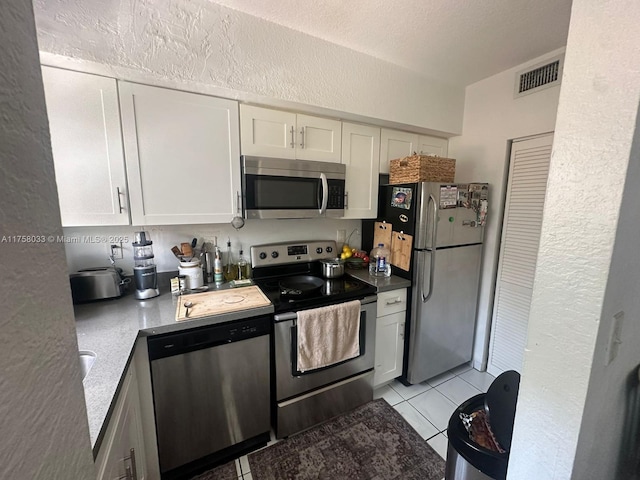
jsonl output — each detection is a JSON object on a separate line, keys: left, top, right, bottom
{"left": 380, "top": 128, "right": 448, "bottom": 174}
{"left": 295, "top": 114, "right": 342, "bottom": 162}
{"left": 240, "top": 105, "right": 342, "bottom": 163}
{"left": 380, "top": 129, "right": 418, "bottom": 174}
{"left": 239, "top": 105, "right": 297, "bottom": 159}
{"left": 119, "top": 83, "right": 241, "bottom": 225}
{"left": 341, "top": 123, "right": 380, "bottom": 219}
{"left": 417, "top": 135, "right": 448, "bottom": 158}
{"left": 42, "top": 66, "right": 130, "bottom": 226}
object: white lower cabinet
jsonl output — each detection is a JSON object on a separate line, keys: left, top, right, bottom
{"left": 95, "top": 364, "right": 146, "bottom": 480}
{"left": 374, "top": 288, "right": 408, "bottom": 387}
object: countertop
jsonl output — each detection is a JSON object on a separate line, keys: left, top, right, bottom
{"left": 75, "top": 277, "right": 273, "bottom": 453}
{"left": 76, "top": 270, "right": 409, "bottom": 454}
{"left": 346, "top": 268, "right": 412, "bottom": 292}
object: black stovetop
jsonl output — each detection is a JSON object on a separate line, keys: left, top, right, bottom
{"left": 252, "top": 262, "right": 377, "bottom": 313}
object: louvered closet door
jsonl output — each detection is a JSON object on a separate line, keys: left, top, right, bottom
{"left": 487, "top": 134, "right": 553, "bottom": 376}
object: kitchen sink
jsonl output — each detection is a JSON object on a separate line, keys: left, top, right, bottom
{"left": 79, "top": 350, "right": 96, "bottom": 380}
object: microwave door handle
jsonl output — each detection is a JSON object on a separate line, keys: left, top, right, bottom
{"left": 319, "top": 173, "right": 328, "bottom": 215}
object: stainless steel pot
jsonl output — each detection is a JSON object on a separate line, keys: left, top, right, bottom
{"left": 320, "top": 258, "right": 344, "bottom": 279}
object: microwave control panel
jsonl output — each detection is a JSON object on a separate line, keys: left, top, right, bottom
{"left": 326, "top": 180, "right": 345, "bottom": 209}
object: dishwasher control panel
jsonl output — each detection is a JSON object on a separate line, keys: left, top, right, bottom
{"left": 148, "top": 314, "right": 271, "bottom": 361}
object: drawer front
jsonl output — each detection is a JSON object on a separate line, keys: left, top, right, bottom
{"left": 377, "top": 288, "right": 407, "bottom": 317}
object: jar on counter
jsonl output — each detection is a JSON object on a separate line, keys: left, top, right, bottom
{"left": 179, "top": 260, "right": 204, "bottom": 290}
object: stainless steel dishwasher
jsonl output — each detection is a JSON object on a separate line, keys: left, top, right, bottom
{"left": 148, "top": 315, "right": 271, "bottom": 480}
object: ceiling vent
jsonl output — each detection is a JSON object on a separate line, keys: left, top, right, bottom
{"left": 514, "top": 54, "right": 564, "bottom": 98}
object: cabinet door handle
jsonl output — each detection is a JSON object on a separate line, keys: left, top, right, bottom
{"left": 118, "top": 465, "right": 133, "bottom": 480}
{"left": 123, "top": 447, "right": 137, "bottom": 480}
{"left": 385, "top": 299, "right": 402, "bottom": 305}
{"left": 299, "top": 127, "right": 305, "bottom": 148}
{"left": 116, "top": 187, "right": 125, "bottom": 213}
{"left": 290, "top": 126, "right": 295, "bottom": 148}
{"left": 130, "top": 448, "right": 138, "bottom": 480}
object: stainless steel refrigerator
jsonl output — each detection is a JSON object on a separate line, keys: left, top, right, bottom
{"left": 376, "top": 182, "right": 488, "bottom": 384}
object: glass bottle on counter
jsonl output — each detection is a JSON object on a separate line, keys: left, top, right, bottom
{"left": 223, "top": 238, "right": 238, "bottom": 282}
{"left": 213, "top": 246, "right": 224, "bottom": 285}
{"left": 237, "top": 249, "right": 250, "bottom": 279}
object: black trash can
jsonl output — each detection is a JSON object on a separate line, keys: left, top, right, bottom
{"left": 445, "top": 370, "right": 520, "bottom": 480}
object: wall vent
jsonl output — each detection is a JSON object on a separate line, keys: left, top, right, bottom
{"left": 514, "top": 54, "right": 564, "bottom": 98}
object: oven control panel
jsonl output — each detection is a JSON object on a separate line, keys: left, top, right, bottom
{"left": 251, "top": 240, "right": 338, "bottom": 267}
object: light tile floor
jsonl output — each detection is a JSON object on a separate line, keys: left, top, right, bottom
{"left": 234, "top": 365, "right": 495, "bottom": 478}
{"left": 374, "top": 364, "right": 495, "bottom": 461}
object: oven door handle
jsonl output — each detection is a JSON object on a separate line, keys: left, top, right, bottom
{"left": 273, "top": 296, "right": 377, "bottom": 323}
{"left": 274, "top": 312, "right": 298, "bottom": 323}
{"left": 319, "top": 173, "right": 328, "bottom": 215}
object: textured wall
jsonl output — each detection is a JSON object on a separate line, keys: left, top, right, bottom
{"left": 33, "top": 0, "right": 464, "bottom": 135}
{"left": 448, "top": 49, "right": 562, "bottom": 369}
{"left": 0, "top": 1, "right": 95, "bottom": 479}
{"left": 507, "top": 0, "right": 640, "bottom": 478}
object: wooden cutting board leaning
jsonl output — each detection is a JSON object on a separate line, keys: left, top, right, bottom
{"left": 373, "top": 221, "right": 393, "bottom": 252}
{"left": 175, "top": 285, "right": 271, "bottom": 321}
{"left": 390, "top": 231, "right": 413, "bottom": 271}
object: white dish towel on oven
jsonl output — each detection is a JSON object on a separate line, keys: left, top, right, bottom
{"left": 296, "top": 299, "right": 361, "bottom": 372}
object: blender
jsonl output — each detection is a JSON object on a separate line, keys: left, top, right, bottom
{"left": 132, "top": 231, "right": 160, "bottom": 299}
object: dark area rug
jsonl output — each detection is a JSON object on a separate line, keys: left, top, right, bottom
{"left": 190, "top": 460, "right": 237, "bottom": 480}
{"left": 248, "top": 398, "right": 445, "bottom": 480}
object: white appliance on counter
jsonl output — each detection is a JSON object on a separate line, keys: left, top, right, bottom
{"left": 371, "top": 182, "right": 488, "bottom": 384}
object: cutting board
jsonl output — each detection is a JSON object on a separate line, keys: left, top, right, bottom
{"left": 391, "top": 231, "right": 413, "bottom": 271}
{"left": 176, "top": 285, "right": 271, "bottom": 321}
{"left": 373, "top": 221, "right": 393, "bottom": 251}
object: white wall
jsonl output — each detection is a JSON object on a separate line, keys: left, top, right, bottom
{"left": 63, "top": 219, "right": 362, "bottom": 274}
{"left": 448, "top": 49, "right": 563, "bottom": 369}
{"left": 507, "top": 0, "right": 640, "bottom": 478}
{"left": 0, "top": 0, "right": 94, "bottom": 478}
{"left": 33, "top": 0, "right": 464, "bottom": 136}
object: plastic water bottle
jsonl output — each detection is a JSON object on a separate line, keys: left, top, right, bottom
{"left": 369, "top": 243, "right": 391, "bottom": 277}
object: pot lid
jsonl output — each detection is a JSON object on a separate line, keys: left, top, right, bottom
{"left": 319, "top": 258, "right": 342, "bottom": 265}
{"left": 484, "top": 370, "right": 521, "bottom": 451}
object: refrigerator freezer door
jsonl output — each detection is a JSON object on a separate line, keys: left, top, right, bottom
{"left": 417, "top": 183, "right": 485, "bottom": 248}
{"left": 406, "top": 244, "right": 482, "bottom": 384}
{"left": 452, "top": 206, "right": 485, "bottom": 246}
{"left": 414, "top": 183, "right": 452, "bottom": 249}
{"left": 379, "top": 182, "right": 485, "bottom": 250}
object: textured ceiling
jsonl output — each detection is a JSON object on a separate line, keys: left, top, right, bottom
{"left": 208, "top": 0, "right": 572, "bottom": 86}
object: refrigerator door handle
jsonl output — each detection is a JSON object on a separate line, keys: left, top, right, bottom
{"left": 422, "top": 194, "right": 438, "bottom": 303}
{"left": 421, "top": 249, "right": 436, "bottom": 303}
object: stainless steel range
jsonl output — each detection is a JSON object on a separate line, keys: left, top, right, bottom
{"left": 251, "top": 240, "right": 378, "bottom": 438}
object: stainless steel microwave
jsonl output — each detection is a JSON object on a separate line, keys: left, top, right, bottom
{"left": 241, "top": 156, "right": 346, "bottom": 219}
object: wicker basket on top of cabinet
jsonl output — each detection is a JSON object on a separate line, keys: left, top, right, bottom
{"left": 389, "top": 154, "right": 456, "bottom": 184}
